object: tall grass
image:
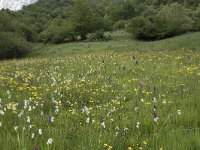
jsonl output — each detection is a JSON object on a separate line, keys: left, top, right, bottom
{"left": 0, "top": 50, "right": 199, "bottom": 149}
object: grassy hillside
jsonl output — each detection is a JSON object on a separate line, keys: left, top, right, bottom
{"left": 29, "top": 31, "right": 200, "bottom": 57}
{"left": 0, "top": 49, "right": 200, "bottom": 149}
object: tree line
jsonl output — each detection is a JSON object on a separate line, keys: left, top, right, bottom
{"left": 1, "top": 0, "right": 200, "bottom": 59}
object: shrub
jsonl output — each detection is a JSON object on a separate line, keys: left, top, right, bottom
{"left": 0, "top": 32, "right": 31, "bottom": 59}
{"left": 128, "top": 3, "right": 193, "bottom": 40}
{"left": 38, "top": 18, "right": 76, "bottom": 44}
{"left": 193, "top": 7, "right": 200, "bottom": 31}
{"left": 88, "top": 30, "right": 107, "bottom": 41}
{"left": 113, "top": 20, "right": 128, "bottom": 30}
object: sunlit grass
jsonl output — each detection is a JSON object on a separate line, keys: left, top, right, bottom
{"left": 0, "top": 50, "right": 200, "bottom": 150}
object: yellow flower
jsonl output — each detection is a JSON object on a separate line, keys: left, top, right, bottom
{"left": 143, "top": 141, "right": 148, "bottom": 145}
{"left": 128, "top": 147, "right": 133, "bottom": 150}
{"left": 139, "top": 147, "right": 143, "bottom": 150}
{"left": 104, "top": 144, "right": 109, "bottom": 148}
{"left": 7, "top": 103, "right": 13, "bottom": 110}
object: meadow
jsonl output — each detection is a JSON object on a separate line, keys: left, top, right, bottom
{"left": 0, "top": 32, "right": 200, "bottom": 150}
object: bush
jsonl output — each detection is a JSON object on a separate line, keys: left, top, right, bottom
{"left": 0, "top": 32, "right": 31, "bottom": 59}
{"left": 128, "top": 3, "right": 193, "bottom": 40}
{"left": 193, "top": 7, "right": 200, "bottom": 31}
{"left": 113, "top": 20, "right": 128, "bottom": 30}
{"left": 88, "top": 30, "right": 107, "bottom": 41}
{"left": 38, "top": 18, "right": 76, "bottom": 44}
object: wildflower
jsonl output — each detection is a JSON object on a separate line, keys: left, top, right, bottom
{"left": 14, "top": 126, "right": 18, "bottom": 131}
{"left": 103, "top": 144, "right": 112, "bottom": 150}
{"left": 82, "top": 106, "right": 90, "bottom": 115}
{"left": 136, "top": 122, "right": 140, "bottom": 128}
{"left": 101, "top": 122, "right": 106, "bottom": 128}
{"left": 18, "top": 110, "right": 24, "bottom": 117}
{"left": 115, "top": 132, "right": 119, "bottom": 136}
{"left": 31, "top": 133, "right": 35, "bottom": 139}
{"left": 124, "top": 127, "right": 129, "bottom": 133}
{"left": 177, "top": 110, "right": 182, "bottom": 115}
{"left": 7, "top": 90, "right": 10, "bottom": 95}
{"left": 27, "top": 116, "right": 31, "bottom": 123}
{"left": 34, "top": 147, "right": 39, "bottom": 150}
{"left": 104, "top": 144, "right": 109, "bottom": 149}
{"left": 139, "top": 147, "right": 143, "bottom": 150}
{"left": 38, "top": 129, "right": 42, "bottom": 135}
{"left": 12, "top": 103, "right": 18, "bottom": 111}
{"left": 86, "top": 117, "right": 90, "bottom": 123}
{"left": 153, "top": 97, "right": 157, "bottom": 103}
{"left": 47, "top": 138, "right": 53, "bottom": 145}
{"left": 162, "top": 100, "right": 167, "bottom": 104}
{"left": 153, "top": 112, "right": 159, "bottom": 122}
{"left": 143, "top": 141, "right": 148, "bottom": 145}
{"left": 128, "top": 147, "right": 133, "bottom": 150}
{"left": 135, "top": 107, "right": 139, "bottom": 112}
{"left": 48, "top": 116, "right": 54, "bottom": 124}
{"left": 0, "top": 110, "right": 4, "bottom": 115}
{"left": 7, "top": 103, "right": 12, "bottom": 110}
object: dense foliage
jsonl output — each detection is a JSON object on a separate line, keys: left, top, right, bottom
{"left": 0, "top": 11, "right": 31, "bottom": 59}
{"left": 1, "top": 0, "right": 200, "bottom": 59}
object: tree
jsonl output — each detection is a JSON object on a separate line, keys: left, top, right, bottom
{"left": 38, "top": 17, "right": 75, "bottom": 44}
{"left": 128, "top": 3, "right": 193, "bottom": 40}
{"left": 69, "top": 0, "right": 103, "bottom": 40}
{"left": 0, "top": 11, "right": 30, "bottom": 59}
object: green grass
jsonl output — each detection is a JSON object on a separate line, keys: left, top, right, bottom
{"left": 0, "top": 50, "right": 200, "bottom": 150}
{"left": 28, "top": 31, "right": 200, "bottom": 57}
{"left": 0, "top": 31, "right": 200, "bottom": 149}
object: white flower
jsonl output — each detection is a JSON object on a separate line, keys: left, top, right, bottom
{"left": 177, "top": 110, "right": 182, "bottom": 115}
{"left": 51, "top": 117, "right": 54, "bottom": 122}
{"left": 27, "top": 116, "right": 31, "bottom": 123}
{"left": 86, "top": 117, "right": 90, "bottom": 123}
{"left": 92, "top": 119, "right": 95, "bottom": 123}
{"left": 154, "top": 116, "right": 159, "bottom": 122}
{"left": 162, "top": 100, "right": 167, "bottom": 104}
{"left": 115, "top": 132, "right": 118, "bottom": 136}
{"left": 31, "top": 133, "right": 35, "bottom": 139}
{"left": 101, "top": 122, "right": 106, "bottom": 128}
{"left": 82, "top": 106, "right": 90, "bottom": 115}
{"left": 41, "top": 111, "right": 44, "bottom": 115}
{"left": 14, "top": 126, "right": 18, "bottom": 131}
{"left": 28, "top": 106, "right": 32, "bottom": 112}
{"left": 38, "top": 129, "right": 42, "bottom": 135}
{"left": 47, "top": 138, "right": 53, "bottom": 145}
{"left": 29, "top": 125, "right": 33, "bottom": 129}
{"left": 0, "top": 110, "right": 4, "bottom": 115}
{"left": 18, "top": 110, "right": 24, "bottom": 118}
{"left": 124, "top": 127, "right": 129, "bottom": 133}
{"left": 135, "top": 107, "right": 139, "bottom": 112}
{"left": 12, "top": 103, "right": 18, "bottom": 111}
{"left": 136, "top": 122, "right": 140, "bottom": 128}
